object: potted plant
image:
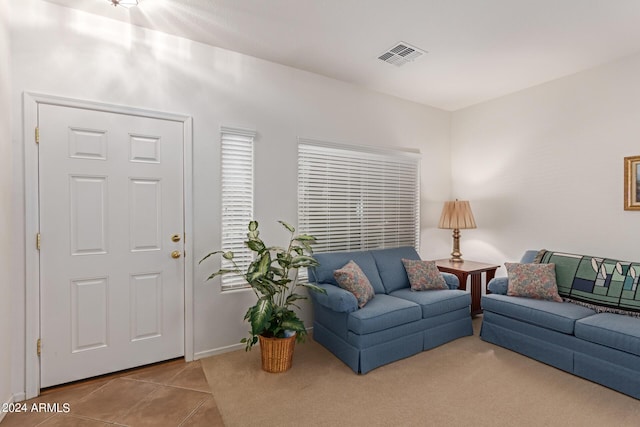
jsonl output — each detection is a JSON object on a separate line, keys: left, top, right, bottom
{"left": 200, "top": 220, "right": 326, "bottom": 372}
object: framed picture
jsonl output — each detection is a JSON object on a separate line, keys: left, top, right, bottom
{"left": 624, "top": 155, "right": 640, "bottom": 210}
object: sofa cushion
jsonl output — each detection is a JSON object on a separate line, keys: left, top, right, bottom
{"left": 522, "top": 249, "right": 541, "bottom": 264}
{"left": 575, "top": 313, "right": 640, "bottom": 357}
{"left": 334, "top": 261, "right": 376, "bottom": 308}
{"left": 310, "top": 250, "right": 386, "bottom": 294}
{"left": 506, "top": 262, "right": 562, "bottom": 302}
{"left": 402, "top": 259, "right": 448, "bottom": 291}
{"left": 347, "top": 294, "right": 421, "bottom": 335}
{"left": 370, "top": 246, "right": 420, "bottom": 293}
{"left": 390, "top": 289, "right": 470, "bottom": 319}
{"left": 482, "top": 294, "right": 595, "bottom": 334}
{"left": 536, "top": 250, "right": 640, "bottom": 315}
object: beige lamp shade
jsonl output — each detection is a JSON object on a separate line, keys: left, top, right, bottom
{"left": 438, "top": 200, "right": 476, "bottom": 230}
{"left": 438, "top": 200, "right": 476, "bottom": 262}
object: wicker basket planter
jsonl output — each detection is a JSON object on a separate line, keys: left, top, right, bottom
{"left": 201, "top": 221, "right": 325, "bottom": 367}
{"left": 259, "top": 334, "right": 296, "bottom": 373}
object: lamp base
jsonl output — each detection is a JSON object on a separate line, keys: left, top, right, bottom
{"left": 449, "top": 228, "right": 464, "bottom": 263}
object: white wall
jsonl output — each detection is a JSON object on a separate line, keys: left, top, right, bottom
{"left": 451, "top": 52, "right": 640, "bottom": 270}
{"left": 0, "top": 0, "right": 13, "bottom": 414}
{"left": 9, "top": 0, "right": 452, "bottom": 394}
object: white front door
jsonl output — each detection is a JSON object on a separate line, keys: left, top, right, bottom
{"left": 38, "top": 104, "right": 185, "bottom": 388}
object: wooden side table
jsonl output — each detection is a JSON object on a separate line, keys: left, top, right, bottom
{"left": 434, "top": 259, "right": 500, "bottom": 316}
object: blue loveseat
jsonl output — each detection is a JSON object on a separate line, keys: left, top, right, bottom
{"left": 481, "top": 250, "right": 640, "bottom": 399}
{"left": 308, "top": 246, "right": 473, "bottom": 374}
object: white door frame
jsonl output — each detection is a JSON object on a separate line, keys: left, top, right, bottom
{"left": 23, "top": 92, "right": 194, "bottom": 399}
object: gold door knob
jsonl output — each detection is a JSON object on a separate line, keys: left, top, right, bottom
{"left": 171, "top": 250, "right": 181, "bottom": 259}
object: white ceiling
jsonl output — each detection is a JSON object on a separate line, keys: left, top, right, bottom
{"left": 43, "top": 0, "right": 640, "bottom": 111}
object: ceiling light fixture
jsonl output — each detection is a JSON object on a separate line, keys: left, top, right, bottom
{"left": 108, "top": 0, "right": 139, "bottom": 8}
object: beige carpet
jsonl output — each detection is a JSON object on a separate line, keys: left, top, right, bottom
{"left": 201, "top": 318, "right": 640, "bottom": 426}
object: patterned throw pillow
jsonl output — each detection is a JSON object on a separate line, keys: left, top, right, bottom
{"left": 402, "top": 259, "right": 448, "bottom": 291}
{"left": 334, "top": 260, "right": 375, "bottom": 308}
{"left": 506, "top": 262, "right": 562, "bottom": 302}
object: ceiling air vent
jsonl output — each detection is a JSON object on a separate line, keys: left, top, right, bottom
{"left": 378, "top": 42, "right": 426, "bottom": 67}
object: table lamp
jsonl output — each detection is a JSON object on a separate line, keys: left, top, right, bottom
{"left": 438, "top": 200, "right": 476, "bottom": 262}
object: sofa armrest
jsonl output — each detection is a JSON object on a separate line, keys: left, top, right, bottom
{"left": 442, "top": 272, "right": 460, "bottom": 290}
{"left": 310, "top": 283, "right": 358, "bottom": 313}
{"left": 487, "top": 277, "right": 509, "bottom": 295}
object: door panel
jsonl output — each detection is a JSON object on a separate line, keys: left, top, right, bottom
{"left": 71, "top": 277, "right": 108, "bottom": 353}
{"left": 39, "top": 104, "right": 185, "bottom": 388}
{"left": 130, "top": 178, "right": 162, "bottom": 251}
{"left": 69, "top": 175, "right": 108, "bottom": 255}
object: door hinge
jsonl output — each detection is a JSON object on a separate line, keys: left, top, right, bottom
{"left": 35, "top": 127, "right": 40, "bottom": 144}
{"left": 36, "top": 233, "right": 41, "bottom": 251}
{"left": 37, "top": 338, "right": 41, "bottom": 357}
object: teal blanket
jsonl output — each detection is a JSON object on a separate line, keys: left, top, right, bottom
{"left": 537, "top": 250, "right": 640, "bottom": 315}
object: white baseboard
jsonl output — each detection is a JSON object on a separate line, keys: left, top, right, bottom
{"left": 194, "top": 327, "right": 314, "bottom": 360}
{"left": 0, "top": 393, "right": 14, "bottom": 422}
{"left": 13, "top": 392, "right": 26, "bottom": 402}
{"left": 194, "top": 342, "right": 244, "bottom": 360}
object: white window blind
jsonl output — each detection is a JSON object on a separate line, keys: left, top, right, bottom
{"left": 221, "top": 126, "right": 256, "bottom": 291}
{"left": 298, "top": 138, "right": 420, "bottom": 254}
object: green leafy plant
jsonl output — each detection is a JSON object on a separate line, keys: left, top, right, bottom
{"left": 200, "top": 220, "right": 326, "bottom": 351}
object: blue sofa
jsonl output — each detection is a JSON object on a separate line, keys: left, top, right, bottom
{"left": 481, "top": 250, "right": 640, "bottom": 399}
{"left": 308, "top": 246, "right": 473, "bottom": 374}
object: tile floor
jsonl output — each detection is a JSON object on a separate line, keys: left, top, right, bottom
{"left": 1, "top": 359, "right": 224, "bottom": 426}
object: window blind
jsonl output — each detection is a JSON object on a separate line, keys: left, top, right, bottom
{"left": 221, "top": 127, "right": 256, "bottom": 291}
{"left": 297, "top": 138, "right": 420, "bottom": 254}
